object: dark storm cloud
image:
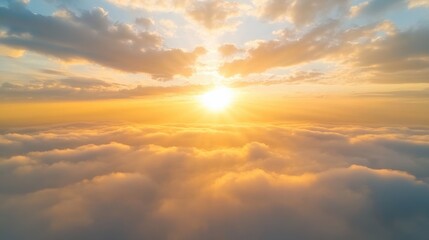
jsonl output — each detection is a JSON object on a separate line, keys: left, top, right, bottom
{"left": 0, "top": 2, "right": 205, "bottom": 79}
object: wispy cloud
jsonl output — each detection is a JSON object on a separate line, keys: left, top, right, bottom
{"left": 0, "top": 78, "right": 208, "bottom": 100}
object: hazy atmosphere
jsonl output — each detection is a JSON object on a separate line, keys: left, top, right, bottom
{"left": 1, "top": 0, "right": 429, "bottom": 239}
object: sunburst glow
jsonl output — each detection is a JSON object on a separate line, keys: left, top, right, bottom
{"left": 200, "top": 86, "right": 234, "bottom": 112}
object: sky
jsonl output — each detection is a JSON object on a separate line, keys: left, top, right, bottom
{"left": 1, "top": 0, "right": 429, "bottom": 239}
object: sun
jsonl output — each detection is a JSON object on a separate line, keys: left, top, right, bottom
{"left": 200, "top": 86, "right": 234, "bottom": 112}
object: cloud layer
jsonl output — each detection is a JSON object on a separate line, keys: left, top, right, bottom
{"left": 1, "top": 123, "right": 429, "bottom": 239}
{"left": 0, "top": 77, "right": 208, "bottom": 100}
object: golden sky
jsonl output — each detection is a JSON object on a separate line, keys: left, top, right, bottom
{"left": 0, "top": 0, "right": 429, "bottom": 127}
{"left": 1, "top": 0, "right": 429, "bottom": 239}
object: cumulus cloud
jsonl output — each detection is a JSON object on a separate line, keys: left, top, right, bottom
{"left": 107, "top": 0, "right": 244, "bottom": 30}
{"left": 135, "top": 17, "right": 154, "bottom": 29}
{"left": 254, "top": 0, "right": 350, "bottom": 25}
{"left": 354, "top": 26, "right": 429, "bottom": 83}
{"left": 218, "top": 43, "right": 240, "bottom": 57}
{"left": 1, "top": 123, "right": 429, "bottom": 239}
{"left": 254, "top": 0, "right": 428, "bottom": 25}
{"left": 219, "top": 20, "right": 377, "bottom": 76}
{"left": 185, "top": 0, "right": 242, "bottom": 31}
{"left": 219, "top": 19, "right": 429, "bottom": 83}
{"left": 0, "top": 3, "right": 205, "bottom": 79}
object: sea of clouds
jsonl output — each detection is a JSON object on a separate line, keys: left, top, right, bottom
{"left": 1, "top": 123, "right": 429, "bottom": 240}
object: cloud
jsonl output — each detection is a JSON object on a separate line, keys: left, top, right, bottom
{"left": 107, "top": 0, "right": 244, "bottom": 31}
{"left": 106, "top": 0, "right": 190, "bottom": 11}
{"left": 0, "top": 70, "right": 329, "bottom": 101}
{"left": 1, "top": 123, "right": 429, "bottom": 239}
{"left": 357, "top": 88, "right": 429, "bottom": 98}
{"left": 135, "top": 17, "right": 154, "bottom": 29}
{"left": 0, "top": 3, "right": 205, "bottom": 79}
{"left": 354, "top": 26, "right": 429, "bottom": 83}
{"left": 409, "top": 0, "right": 429, "bottom": 7}
{"left": 0, "top": 44, "right": 25, "bottom": 57}
{"left": 58, "top": 78, "right": 117, "bottom": 88}
{"left": 219, "top": 20, "right": 370, "bottom": 76}
{"left": 0, "top": 78, "right": 209, "bottom": 100}
{"left": 158, "top": 19, "right": 178, "bottom": 37}
{"left": 218, "top": 43, "right": 240, "bottom": 57}
{"left": 230, "top": 71, "right": 325, "bottom": 87}
{"left": 185, "top": 0, "right": 241, "bottom": 31}
{"left": 254, "top": 0, "right": 350, "bottom": 25}
{"left": 219, "top": 19, "right": 429, "bottom": 83}
{"left": 105, "top": 0, "right": 429, "bottom": 20}
{"left": 351, "top": 0, "right": 429, "bottom": 16}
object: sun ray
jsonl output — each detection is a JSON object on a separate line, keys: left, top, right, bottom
{"left": 199, "top": 86, "right": 234, "bottom": 112}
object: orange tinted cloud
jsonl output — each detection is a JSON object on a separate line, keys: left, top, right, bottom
{"left": 185, "top": 0, "right": 242, "bottom": 30}
{"left": 218, "top": 43, "right": 240, "bottom": 57}
{"left": 1, "top": 123, "right": 429, "bottom": 239}
{"left": 107, "top": 0, "right": 243, "bottom": 31}
{"left": 254, "top": 0, "right": 350, "bottom": 25}
{"left": 0, "top": 78, "right": 208, "bottom": 100}
{"left": 0, "top": 4, "right": 205, "bottom": 79}
{"left": 219, "top": 19, "right": 429, "bottom": 84}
